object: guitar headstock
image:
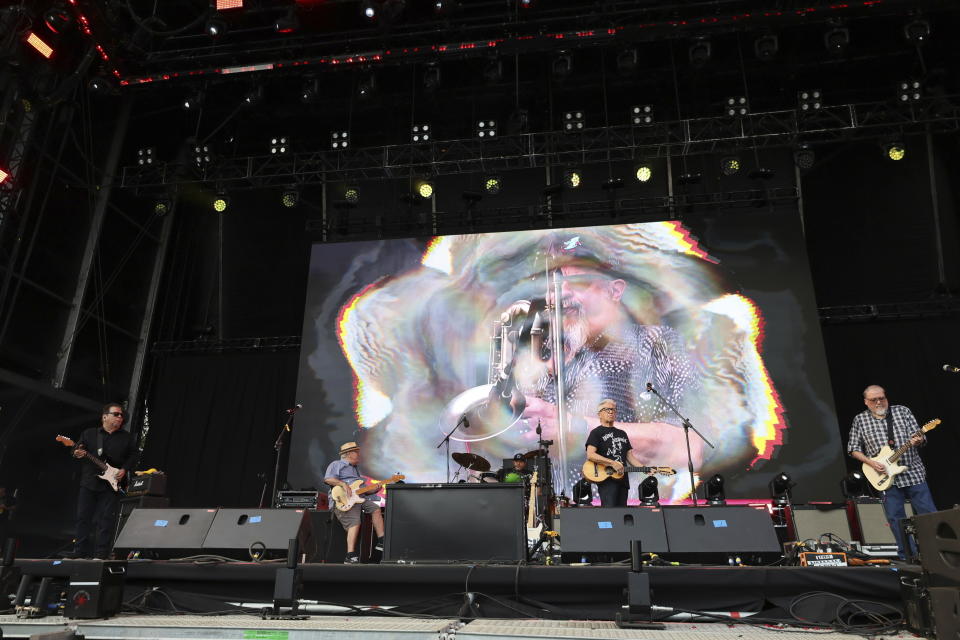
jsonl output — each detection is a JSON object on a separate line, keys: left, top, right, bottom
{"left": 55, "top": 435, "right": 76, "bottom": 448}
{"left": 387, "top": 474, "right": 405, "bottom": 483}
{"left": 922, "top": 419, "right": 941, "bottom": 433}
{"left": 657, "top": 467, "right": 677, "bottom": 476}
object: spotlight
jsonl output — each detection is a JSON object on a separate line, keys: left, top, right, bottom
{"left": 483, "top": 175, "right": 501, "bottom": 195}
{"left": 634, "top": 164, "right": 652, "bottom": 183}
{"left": 153, "top": 198, "right": 171, "bottom": 216}
{"left": 411, "top": 123, "right": 431, "bottom": 143}
{"left": 797, "top": 89, "right": 822, "bottom": 113}
{"left": 883, "top": 141, "right": 906, "bottom": 161}
{"left": 616, "top": 48, "right": 638, "bottom": 75}
{"left": 476, "top": 120, "right": 497, "bottom": 138}
{"left": 720, "top": 156, "right": 741, "bottom": 176}
{"left": 483, "top": 58, "right": 503, "bottom": 84}
{"left": 25, "top": 32, "right": 54, "bottom": 59}
{"left": 344, "top": 186, "right": 359, "bottom": 204}
{"left": 137, "top": 147, "right": 156, "bottom": 166}
{"left": 243, "top": 86, "right": 264, "bottom": 106}
{"left": 331, "top": 131, "right": 349, "bottom": 150}
{"left": 688, "top": 38, "right": 711, "bottom": 67}
{"left": 519, "top": 0, "right": 533, "bottom": 7}
{"left": 270, "top": 136, "right": 289, "bottom": 155}
{"left": 433, "top": 0, "right": 460, "bottom": 15}
{"left": 0, "top": 168, "right": 9, "bottom": 184}
{"left": 300, "top": 78, "right": 320, "bottom": 103}
{"left": 192, "top": 143, "right": 213, "bottom": 167}
{"left": 205, "top": 17, "right": 227, "bottom": 37}
{"left": 639, "top": 476, "right": 659, "bottom": 506}
{"left": 212, "top": 192, "right": 230, "bottom": 213}
{"left": 43, "top": 3, "right": 73, "bottom": 34}
{"left": 281, "top": 189, "right": 299, "bottom": 208}
{"left": 562, "top": 168, "right": 581, "bottom": 189}
{"left": 562, "top": 110, "right": 585, "bottom": 133}
{"left": 753, "top": 34, "right": 778, "bottom": 60}
{"left": 824, "top": 25, "right": 849, "bottom": 55}
{"left": 724, "top": 96, "right": 749, "bottom": 118}
{"left": 182, "top": 90, "right": 205, "bottom": 111}
{"left": 552, "top": 53, "right": 572, "bottom": 80}
{"left": 357, "top": 72, "right": 376, "bottom": 98}
{"left": 897, "top": 79, "right": 923, "bottom": 103}
{"left": 840, "top": 471, "right": 870, "bottom": 498}
{"left": 794, "top": 144, "right": 815, "bottom": 170}
{"left": 274, "top": 9, "right": 299, "bottom": 33}
{"left": 88, "top": 75, "right": 115, "bottom": 93}
{"left": 903, "top": 19, "right": 930, "bottom": 45}
{"left": 768, "top": 472, "right": 793, "bottom": 504}
{"left": 705, "top": 474, "right": 726, "bottom": 505}
{"left": 416, "top": 179, "right": 434, "bottom": 199}
{"left": 630, "top": 104, "right": 653, "bottom": 126}
{"left": 361, "top": 0, "right": 376, "bottom": 19}
{"left": 423, "top": 64, "right": 441, "bottom": 92}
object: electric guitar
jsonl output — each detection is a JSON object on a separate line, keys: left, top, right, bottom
{"left": 526, "top": 471, "right": 541, "bottom": 546}
{"left": 582, "top": 460, "right": 676, "bottom": 483}
{"left": 330, "top": 474, "right": 404, "bottom": 511}
{"left": 861, "top": 419, "right": 940, "bottom": 491}
{"left": 55, "top": 435, "right": 125, "bottom": 493}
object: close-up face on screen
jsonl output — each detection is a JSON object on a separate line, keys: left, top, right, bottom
{"left": 292, "top": 214, "right": 845, "bottom": 503}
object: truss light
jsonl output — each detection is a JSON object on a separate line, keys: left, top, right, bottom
{"left": 768, "top": 472, "right": 793, "bottom": 504}
{"left": 720, "top": 156, "right": 741, "bottom": 176}
{"left": 423, "top": 64, "right": 441, "bottom": 92}
{"left": 300, "top": 78, "right": 320, "bottom": 103}
{"left": 182, "top": 90, "right": 205, "bottom": 111}
{"left": 562, "top": 168, "right": 581, "bottom": 189}
{"left": 519, "top": 0, "right": 532, "bottom": 7}
{"left": 153, "top": 198, "right": 171, "bottom": 216}
{"left": 904, "top": 19, "right": 930, "bottom": 45}
{"left": 344, "top": 186, "right": 359, "bottom": 204}
{"left": 43, "top": 3, "right": 73, "bottom": 34}
{"left": 824, "top": 26, "right": 849, "bottom": 55}
{"left": 483, "top": 175, "right": 501, "bottom": 195}
{"left": 88, "top": 75, "right": 115, "bottom": 93}
{"left": 416, "top": 179, "right": 434, "bottom": 199}
{"left": 274, "top": 9, "right": 299, "bottom": 33}
{"left": 562, "top": 110, "right": 584, "bottom": 133}
{"left": 193, "top": 143, "right": 213, "bottom": 167}
{"left": 215, "top": 0, "right": 244, "bottom": 9}
{"left": 753, "top": 34, "right": 778, "bottom": 60}
{"left": 724, "top": 96, "right": 749, "bottom": 118}
{"left": 476, "top": 120, "right": 497, "bottom": 139}
{"left": 411, "top": 124, "right": 431, "bottom": 143}
{"left": 688, "top": 39, "right": 711, "bottom": 67}
{"left": 0, "top": 168, "right": 9, "bottom": 184}
{"left": 270, "top": 136, "right": 289, "bottom": 154}
{"left": 798, "top": 89, "right": 822, "bottom": 113}
{"left": 552, "top": 53, "right": 572, "bottom": 80}
{"left": 137, "top": 147, "right": 156, "bottom": 166}
{"left": 631, "top": 104, "right": 653, "bottom": 126}
{"left": 281, "top": 188, "right": 299, "bottom": 208}
{"left": 212, "top": 192, "right": 230, "bottom": 213}
{"left": 361, "top": 0, "right": 376, "bottom": 19}
{"left": 25, "top": 32, "right": 54, "bottom": 59}
{"left": 884, "top": 141, "right": 906, "bottom": 161}
{"left": 897, "top": 80, "right": 923, "bottom": 103}
{"left": 483, "top": 58, "right": 503, "bottom": 84}
{"left": 357, "top": 72, "right": 376, "bottom": 98}
{"left": 331, "top": 131, "right": 349, "bottom": 150}
{"left": 794, "top": 144, "right": 815, "bottom": 170}
{"left": 616, "top": 48, "right": 638, "bottom": 75}
{"left": 243, "top": 86, "right": 264, "bottom": 106}
{"left": 205, "top": 17, "right": 226, "bottom": 37}
{"left": 635, "top": 164, "right": 652, "bottom": 183}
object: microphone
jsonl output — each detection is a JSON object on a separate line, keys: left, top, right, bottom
{"left": 457, "top": 414, "right": 469, "bottom": 429}
{"left": 944, "top": 364, "right": 960, "bottom": 373}
{"left": 284, "top": 403, "right": 303, "bottom": 414}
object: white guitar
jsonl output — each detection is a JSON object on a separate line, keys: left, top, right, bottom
{"left": 330, "top": 474, "right": 404, "bottom": 511}
{"left": 861, "top": 419, "right": 940, "bottom": 491}
{"left": 56, "top": 435, "right": 124, "bottom": 493}
{"left": 526, "top": 471, "right": 541, "bottom": 546}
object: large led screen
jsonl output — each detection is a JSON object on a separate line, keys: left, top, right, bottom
{"left": 291, "top": 210, "right": 846, "bottom": 503}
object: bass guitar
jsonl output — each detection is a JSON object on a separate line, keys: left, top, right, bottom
{"left": 526, "top": 471, "right": 541, "bottom": 546}
{"left": 582, "top": 460, "right": 676, "bottom": 483}
{"left": 330, "top": 474, "right": 404, "bottom": 511}
{"left": 862, "top": 418, "right": 940, "bottom": 491}
{"left": 55, "top": 435, "right": 125, "bottom": 493}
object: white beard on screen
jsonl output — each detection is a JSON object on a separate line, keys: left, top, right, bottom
{"left": 561, "top": 303, "right": 589, "bottom": 359}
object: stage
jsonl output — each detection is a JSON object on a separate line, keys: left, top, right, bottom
{"left": 0, "top": 558, "right": 915, "bottom": 639}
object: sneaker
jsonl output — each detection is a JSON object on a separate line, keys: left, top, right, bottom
{"left": 374, "top": 539, "right": 384, "bottom": 553}
{"left": 344, "top": 553, "right": 360, "bottom": 564}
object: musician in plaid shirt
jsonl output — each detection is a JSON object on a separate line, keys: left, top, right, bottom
{"left": 847, "top": 385, "right": 937, "bottom": 559}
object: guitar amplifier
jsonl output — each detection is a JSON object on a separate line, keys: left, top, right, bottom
{"left": 277, "top": 490, "right": 326, "bottom": 510}
{"left": 127, "top": 473, "right": 167, "bottom": 497}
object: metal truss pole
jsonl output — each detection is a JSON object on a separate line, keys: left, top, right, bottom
{"left": 0, "top": 79, "right": 36, "bottom": 233}
{"left": 53, "top": 95, "right": 134, "bottom": 389}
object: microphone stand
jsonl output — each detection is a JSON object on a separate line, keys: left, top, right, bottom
{"left": 268, "top": 411, "right": 296, "bottom": 508}
{"left": 646, "top": 384, "right": 714, "bottom": 506}
{"left": 436, "top": 414, "right": 467, "bottom": 483}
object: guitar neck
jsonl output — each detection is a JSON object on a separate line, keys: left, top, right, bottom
{"left": 625, "top": 466, "right": 655, "bottom": 473}
{"left": 84, "top": 452, "right": 109, "bottom": 473}
{"left": 887, "top": 432, "right": 920, "bottom": 463}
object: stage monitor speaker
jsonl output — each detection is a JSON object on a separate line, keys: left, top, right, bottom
{"left": 558, "top": 507, "right": 668, "bottom": 556}
{"left": 790, "top": 504, "right": 853, "bottom": 544}
{"left": 202, "top": 509, "right": 315, "bottom": 562}
{"left": 384, "top": 484, "right": 524, "bottom": 563}
{"left": 851, "top": 499, "right": 913, "bottom": 545}
{"left": 662, "top": 505, "right": 780, "bottom": 560}
{"left": 913, "top": 507, "right": 960, "bottom": 585}
{"left": 929, "top": 587, "right": 960, "bottom": 640}
{"left": 63, "top": 560, "right": 126, "bottom": 619}
{"left": 113, "top": 496, "right": 170, "bottom": 545}
{"left": 114, "top": 508, "right": 218, "bottom": 559}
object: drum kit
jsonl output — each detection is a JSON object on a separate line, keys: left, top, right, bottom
{"left": 451, "top": 450, "right": 544, "bottom": 484}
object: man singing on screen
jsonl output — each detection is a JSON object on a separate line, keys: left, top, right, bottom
{"left": 847, "top": 385, "right": 936, "bottom": 559}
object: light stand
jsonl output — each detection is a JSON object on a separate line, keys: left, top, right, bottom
{"left": 436, "top": 414, "right": 467, "bottom": 482}
{"left": 645, "top": 383, "right": 714, "bottom": 505}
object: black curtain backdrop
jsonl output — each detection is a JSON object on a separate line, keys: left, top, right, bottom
{"left": 822, "top": 317, "right": 960, "bottom": 510}
{"left": 140, "top": 351, "right": 301, "bottom": 508}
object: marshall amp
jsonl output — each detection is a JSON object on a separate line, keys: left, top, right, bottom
{"left": 127, "top": 473, "right": 167, "bottom": 497}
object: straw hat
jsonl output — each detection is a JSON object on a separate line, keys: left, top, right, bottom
{"left": 339, "top": 442, "right": 360, "bottom": 455}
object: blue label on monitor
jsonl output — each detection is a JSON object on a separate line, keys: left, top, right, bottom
{"left": 597, "top": 521, "right": 613, "bottom": 529}
{"left": 154, "top": 520, "right": 168, "bottom": 527}
{"left": 250, "top": 516, "right": 262, "bottom": 523}
{"left": 712, "top": 519, "right": 728, "bottom": 528}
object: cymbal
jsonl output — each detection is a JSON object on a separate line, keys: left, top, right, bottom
{"left": 522, "top": 449, "right": 545, "bottom": 459}
{"left": 452, "top": 452, "right": 491, "bottom": 472}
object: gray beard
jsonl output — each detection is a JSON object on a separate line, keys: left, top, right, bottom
{"left": 561, "top": 305, "right": 589, "bottom": 357}
{"left": 873, "top": 407, "right": 888, "bottom": 418}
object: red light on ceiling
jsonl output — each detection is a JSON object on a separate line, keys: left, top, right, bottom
{"left": 216, "top": 0, "right": 243, "bottom": 9}
{"left": 26, "top": 32, "right": 54, "bottom": 58}
{"left": 0, "top": 168, "right": 9, "bottom": 184}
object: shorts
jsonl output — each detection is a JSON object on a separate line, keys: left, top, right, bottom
{"left": 333, "top": 499, "right": 379, "bottom": 530}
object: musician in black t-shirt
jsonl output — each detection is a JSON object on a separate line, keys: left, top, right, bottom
{"left": 585, "top": 398, "right": 648, "bottom": 507}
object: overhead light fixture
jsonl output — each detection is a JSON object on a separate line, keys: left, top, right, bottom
{"left": 137, "top": 147, "right": 156, "bottom": 166}
{"left": 616, "top": 48, "right": 638, "bottom": 75}
{"left": 331, "top": 131, "right": 349, "bottom": 150}
{"left": 634, "top": 164, "right": 652, "bottom": 183}
{"left": 193, "top": 142, "right": 213, "bottom": 168}
{"left": 688, "top": 38, "right": 711, "bottom": 67}
{"left": 205, "top": 17, "right": 227, "bottom": 37}
{"left": 88, "top": 75, "right": 115, "bottom": 93}
{"left": 361, "top": 0, "right": 376, "bottom": 19}
{"left": 562, "top": 168, "right": 581, "bottom": 189}
{"left": 630, "top": 104, "right": 653, "bottom": 126}
{"left": 423, "top": 64, "right": 441, "bottom": 92}
{"left": 476, "top": 120, "right": 497, "bottom": 138}
{"left": 182, "top": 90, "right": 205, "bottom": 111}
{"left": 344, "top": 186, "right": 359, "bottom": 204}
{"left": 794, "top": 144, "right": 815, "bottom": 170}
{"left": 798, "top": 89, "right": 822, "bottom": 113}
{"left": 639, "top": 476, "right": 659, "bottom": 507}
{"left": 433, "top": 0, "right": 461, "bottom": 15}
{"left": 768, "top": 472, "right": 794, "bottom": 505}
{"left": 677, "top": 172, "right": 702, "bottom": 185}
{"left": 562, "top": 110, "right": 584, "bottom": 133}
{"left": 212, "top": 191, "right": 230, "bottom": 213}
{"left": 243, "top": 85, "right": 263, "bottom": 106}
{"left": 270, "top": 136, "right": 289, "bottom": 154}
{"left": 281, "top": 188, "right": 299, "bottom": 208}
{"left": 411, "top": 123, "right": 431, "bottom": 143}
{"left": 43, "top": 3, "right": 73, "bottom": 34}
{"left": 300, "top": 78, "right": 320, "bottom": 104}
{"left": 215, "top": 0, "right": 244, "bottom": 9}
{"left": 705, "top": 474, "right": 726, "bottom": 505}
{"left": 897, "top": 79, "right": 923, "bottom": 103}
{"left": 552, "top": 53, "right": 572, "bottom": 80}
{"left": 883, "top": 141, "right": 906, "bottom": 161}
{"left": 519, "top": 0, "right": 533, "bottom": 7}
{"left": 724, "top": 96, "right": 749, "bottom": 118}
{"left": 753, "top": 34, "right": 778, "bottom": 60}
{"left": 720, "top": 156, "right": 741, "bottom": 176}
{"left": 274, "top": 9, "right": 299, "bottom": 33}
{"left": 153, "top": 198, "right": 172, "bottom": 216}
{"left": 903, "top": 19, "right": 930, "bottom": 45}
{"left": 357, "top": 72, "right": 376, "bottom": 98}
{"left": 0, "top": 168, "right": 10, "bottom": 184}
{"left": 416, "top": 178, "right": 435, "bottom": 199}
{"left": 25, "top": 32, "right": 54, "bottom": 59}
{"left": 483, "top": 175, "right": 501, "bottom": 195}
{"left": 483, "top": 58, "right": 503, "bottom": 84}
{"left": 824, "top": 25, "right": 849, "bottom": 56}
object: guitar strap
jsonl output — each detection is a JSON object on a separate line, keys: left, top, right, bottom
{"left": 885, "top": 410, "right": 895, "bottom": 447}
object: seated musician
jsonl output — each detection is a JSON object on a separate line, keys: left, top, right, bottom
{"left": 324, "top": 442, "right": 385, "bottom": 564}
{"left": 586, "top": 399, "right": 647, "bottom": 507}
{"left": 496, "top": 453, "right": 533, "bottom": 483}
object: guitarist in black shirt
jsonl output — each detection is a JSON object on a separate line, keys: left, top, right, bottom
{"left": 585, "top": 399, "right": 648, "bottom": 507}
{"left": 67, "top": 403, "right": 137, "bottom": 559}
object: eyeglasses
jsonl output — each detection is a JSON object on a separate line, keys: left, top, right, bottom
{"left": 105, "top": 411, "right": 124, "bottom": 417}
{"left": 866, "top": 397, "right": 887, "bottom": 403}
{"left": 599, "top": 407, "right": 616, "bottom": 413}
